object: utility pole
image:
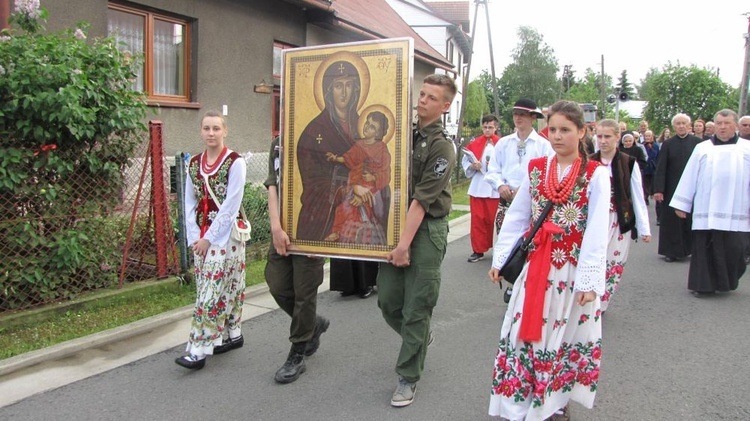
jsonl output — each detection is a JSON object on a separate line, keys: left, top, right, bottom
{"left": 600, "top": 55, "right": 606, "bottom": 119}
{"left": 739, "top": 13, "right": 750, "bottom": 116}
{"left": 456, "top": 0, "right": 499, "bottom": 148}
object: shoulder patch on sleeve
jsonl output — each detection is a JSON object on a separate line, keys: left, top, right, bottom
{"left": 434, "top": 157, "right": 449, "bottom": 177}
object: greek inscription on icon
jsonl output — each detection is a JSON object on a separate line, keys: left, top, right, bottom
{"left": 297, "top": 63, "right": 311, "bottom": 78}
{"left": 377, "top": 57, "right": 391, "bottom": 73}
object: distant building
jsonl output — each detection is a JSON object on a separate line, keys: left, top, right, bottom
{"left": 618, "top": 100, "right": 648, "bottom": 120}
{"left": 387, "top": 0, "right": 471, "bottom": 138}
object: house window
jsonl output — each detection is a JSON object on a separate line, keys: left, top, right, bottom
{"left": 272, "top": 88, "right": 281, "bottom": 137}
{"left": 107, "top": 3, "right": 192, "bottom": 103}
{"left": 446, "top": 40, "right": 454, "bottom": 63}
{"left": 273, "top": 42, "right": 295, "bottom": 136}
{"left": 273, "top": 41, "right": 295, "bottom": 79}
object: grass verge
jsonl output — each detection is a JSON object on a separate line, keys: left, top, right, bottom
{"left": 452, "top": 178, "right": 471, "bottom": 206}
{"left": 0, "top": 259, "right": 267, "bottom": 360}
{"left": 1, "top": 184, "right": 471, "bottom": 361}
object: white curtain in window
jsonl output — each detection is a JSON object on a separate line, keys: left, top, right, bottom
{"left": 107, "top": 9, "right": 145, "bottom": 92}
{"left": 154, "top": 20, "right": 184, "bottom": 96}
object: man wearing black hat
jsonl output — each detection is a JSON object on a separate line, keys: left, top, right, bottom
{"left": 485, "top": 98, "right": 553, "bottom": 303}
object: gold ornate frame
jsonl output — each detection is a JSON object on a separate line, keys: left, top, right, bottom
{"left": 280, "top": 39, "right": 413, "bottom": 260}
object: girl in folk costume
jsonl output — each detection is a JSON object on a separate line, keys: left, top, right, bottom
{"left": 488, "top": 101, "right": 611, "bottom": 420}
{"left": 176, "top": 111, "right": 248, "bottom": 369}
{"left": 592, "top": 119, "right": 651, "bottom": 312}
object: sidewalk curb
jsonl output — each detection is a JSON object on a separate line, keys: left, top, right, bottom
{"left": 0, "top": 281, "right": 273, "bottom": 378}
{"left": 0, "top": 213, "right": 471, "bottom": 379}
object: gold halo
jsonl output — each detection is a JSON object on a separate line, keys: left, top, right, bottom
{"left": 313, "top": 51, "right": 370, "bottom": 112}
{"left": 357, "top": 104, "right": 396, "bottom": 144}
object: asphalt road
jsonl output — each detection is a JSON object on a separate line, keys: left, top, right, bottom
{"left": 2, "top": 207, "right": 749, "bottom": 420}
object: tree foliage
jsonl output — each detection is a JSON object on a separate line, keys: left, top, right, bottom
{"left": 464, "top": 80, "right": 490, "bottom": 128}
{"left": 564, "top": 68, "right": 603, "bottom": 106}
{"left": 0, "top": 4, "right": 149, "bottom": 309}
{"left": 637, "top": 67, "right": 660, "bottom": 101}
{"left": 496, "top": 26, "right": 559, "bottom": 128}
{"left": 475, "top": 70, "right": 502, "bottom": 116}
{"left": 642, "top": 63, "right": 737, "bottom": 130}
{"left": 617, "top": 70, "right": 635, "bottom": 99}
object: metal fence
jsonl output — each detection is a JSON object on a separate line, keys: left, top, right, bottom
{"left": 0, "top": 123, "right": 476, "bottom": 313}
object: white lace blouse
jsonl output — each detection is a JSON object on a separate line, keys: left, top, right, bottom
{"left": 492, "top": 156, "right": 611, "bottom": 296}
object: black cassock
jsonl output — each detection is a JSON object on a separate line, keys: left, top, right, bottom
{"left": 329, "top": 258, "right": 378, "bottom": 295}
{"left": 652, "top": 134, "right": 703, "bottom": 259}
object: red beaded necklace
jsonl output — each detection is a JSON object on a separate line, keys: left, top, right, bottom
{"left": 545, "top": 155, "right": 581, "bottom": 204}
{"left": 201, "top": 146, "right": 228, "bottom": 174}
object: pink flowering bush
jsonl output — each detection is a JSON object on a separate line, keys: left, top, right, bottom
{"left": 0, "top": 4, "right": 148, "bottom": 309}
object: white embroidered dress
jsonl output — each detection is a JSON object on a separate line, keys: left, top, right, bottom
{"left": 601, "top": 158, "right": 650, "bottom": 312}
{"left": 184, "top": 150, "right": 247, "bottom": 357}
{"left": 489, "top": 156, "right": 610, "bottom": 421}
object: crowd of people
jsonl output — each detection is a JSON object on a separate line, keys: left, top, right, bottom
{"left": 462, "top": 100, "right": 750, "bottom": 420}
{"left": 173, "top": 81, "right": 749, "bottom": 419}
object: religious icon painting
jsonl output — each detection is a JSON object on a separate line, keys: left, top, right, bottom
{"left": 279, "top": 38, "right": 413, "bottom": 260}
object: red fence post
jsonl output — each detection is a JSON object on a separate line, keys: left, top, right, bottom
{"left": 149, "top": 121, "right": 170, "bottom": 278}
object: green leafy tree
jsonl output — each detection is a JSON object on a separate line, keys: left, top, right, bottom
{"left": 497, "top": 26, "right": 559, "bottom": 128}
{"left": 464, "top": 80, "right": 490, "bottom": 128}
{"left": 636, "top": 67, "right": 660, "bottom": 101}
{"left": 565, "top": 68, "right": 603, "bottom": 105}
{"left": 475, "top": 69, "right": 503, "bottom": 116}
{"left": 0, "top": 3, "right": 148, "bottom": 309}
{"left": 560, "top": 65, "right": 577, "bottom": 95}
{"left": 617, "top": 70, "right": 635, "bottom": 99}
{"left": 642, "top": 63, "right": 737, "bottom": 130}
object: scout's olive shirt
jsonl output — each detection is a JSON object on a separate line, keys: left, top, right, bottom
{"left": 411, "top": 120, "right": 456, "bottom": 218}
{"left": 264, "top": 137, "right": 281, "bottom": 190}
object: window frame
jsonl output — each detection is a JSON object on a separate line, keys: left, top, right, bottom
{"left": 108, "top": 3, "right": 197, "bottom": 108}
{"left": 273, "top": 41, "right": 296, "bottom": 136}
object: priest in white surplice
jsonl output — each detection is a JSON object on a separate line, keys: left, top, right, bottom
{"left": 670, "top": 109, "right": 750, "bottom": 296}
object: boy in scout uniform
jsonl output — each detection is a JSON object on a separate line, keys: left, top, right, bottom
{"left": 264, "top": 137, "right": 330, "bottom": 384}
{"left": 377, "top": 74, "right": 457, "bottom": 407}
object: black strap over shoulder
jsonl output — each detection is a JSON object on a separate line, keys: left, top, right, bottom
{"left": 522, "top": 200, "right": 554, "bottom": 250}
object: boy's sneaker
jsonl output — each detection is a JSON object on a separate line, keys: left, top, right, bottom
{"left": 467, "top": 252, "right": 484, "bottom": 263}
{"left": 391, "top": 376, "right": 417, "bottom": 407}
{"left": 503, "top": 287, "right": 513, "bottom": 304}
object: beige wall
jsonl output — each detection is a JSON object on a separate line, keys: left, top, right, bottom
{"left": 39, "top": 0, "right": 444, "bottom": 162}
{"left": 42, "top": 0, "right": 306, "bottom": 157}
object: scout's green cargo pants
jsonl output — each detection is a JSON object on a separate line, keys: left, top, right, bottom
{"left": 377, "top": 217, "right": 448, "bottom": 383}
{"left": 265, "top": 246, "right": 324, "bottom": 343}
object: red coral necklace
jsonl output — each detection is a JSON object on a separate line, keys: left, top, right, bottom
{"left": 201, "top": 146, "right": 228, "bottom": 174}
{"left": 545, "top": 156, "right": 581, "bottom": 204}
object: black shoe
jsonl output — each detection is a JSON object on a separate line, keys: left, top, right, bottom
{"left": 304, "top": 316, "right": 330, "bottom": 356}
{"left": 503, "top": 287, "right": 513, "bottom": 304}
{"left": 213, "top": 335, "right": 244, "bottom": 355}
{"left": 691, "top": 290, "right": 715, "bottom": 297}
{"left": 467, "top": 252, "right": 484, "bottom": 263}
{"left": 359, "top": 286, "right": 374, "bottom": 299}
{"left": 664, "top": 256, "right": 677, "bottom": 262}
{"left": 275, "top": 343, "right": 307, "bottom": 384}
{"left": 175, "top": 355, "right": 206, "bottom": 370}
{"left": 339, "top": 290, "right": 356, "bottom": 297}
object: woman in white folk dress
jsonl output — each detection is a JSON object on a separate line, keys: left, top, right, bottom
{"left": 592, "top": 119, "right": 651, "bottom": 312}
{"left": 488, "top": 101, "right": 611, "bottom": 420}
{"left": 175, "top": 111, "right": 247, "bottom": 369}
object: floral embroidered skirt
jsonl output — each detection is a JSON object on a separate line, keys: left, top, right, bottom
{"left": 489, "top": 262, "right": 602, "bottom": 421}
{"left": 601, "top": 211, "right": 631, "bottom": 312}
{"left": 186, "top": 239, "right": 246, "bottom": 357}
